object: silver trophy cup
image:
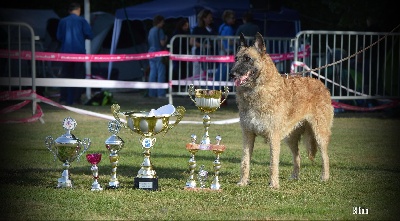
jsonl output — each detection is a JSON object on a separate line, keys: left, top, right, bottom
{"left": 45, "top": 117, "right": 91, "bottom": 188}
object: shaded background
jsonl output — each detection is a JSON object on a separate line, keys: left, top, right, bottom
{"left": 1, "top": 0, "right": 399, "bottom": 32}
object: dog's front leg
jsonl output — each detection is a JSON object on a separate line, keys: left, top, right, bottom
{"left": 269, "top": 134, "right": 281, "bottom": 189}
{"left": 237, "top": 130, "right": 255, "bottom": 186}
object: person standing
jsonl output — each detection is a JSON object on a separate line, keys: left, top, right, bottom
{"left": 190, "top": 9, "right": 217, "bottom": 75}
{"left": 147, "top": 15, "right": 168, "bottom": 99}
{"left": 218, "top": 10, "right": 236, "bottom": 55}
{"left": 56, "top": 2, "right": 93, "bottom": 105}
{"left": 235, "top": 11, "right": 260, "bottom": 37}
{"left": 171, "top": 18, "right": 190, "bottom": 80}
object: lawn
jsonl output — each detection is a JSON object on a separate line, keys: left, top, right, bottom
{"left": 0, "top": 90, "right": 399, "bottom": 220}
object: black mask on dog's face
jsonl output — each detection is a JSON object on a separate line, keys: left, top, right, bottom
{"left": 230, "top": 33, "right": 265, "bottom": 87}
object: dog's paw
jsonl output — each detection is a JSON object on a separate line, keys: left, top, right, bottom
{"left": 321, "top": 174, "right": 330, "bottom": 181}
{"left": 237, "top": 180, "right": 249, "bottom": 186}
{"left": 290, "top": 173, "right": 299, "bottom": 180}
{"left": 268, "top": 181, "right": 280, "bottom": 189}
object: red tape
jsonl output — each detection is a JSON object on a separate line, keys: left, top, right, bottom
{"left": 331, "top": 100, "right": 399, "bottom": 111}
{"left": 0, "top": 45, "right": 310, "bottom": 63}
{"left": 0, "top": 89, "right": 64, "bottom": 123}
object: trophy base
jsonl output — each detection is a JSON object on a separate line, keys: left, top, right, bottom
{"left": 134, "top": 177, "right": 159, "bottom": 191}
{"left": 183, "top": 187, "right": 222, "bottom": 192}
{"left": 57, "top": 179, "right": 72, "bottom": 188}
{"left": 91, "top": 183, "right": 103, "bottom": 191}
{"left": 107, "top": 181, "right": 120, "bottom": 189}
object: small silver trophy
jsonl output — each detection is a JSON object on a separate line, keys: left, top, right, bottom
{"left": 197, "top": 165, "right": 208, "bottom": 188}
{"left": 45, "top": 117, "right": 91, "bottom": 188}
{"left": 105, "top": 120, "right": 125, "bottom": 189}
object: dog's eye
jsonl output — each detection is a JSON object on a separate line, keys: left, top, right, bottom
{"left": 244, "top": 55, "right": 251, "bottom": 62}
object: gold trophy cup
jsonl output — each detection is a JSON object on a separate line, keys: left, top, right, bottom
{"left": 112, "top": 103, "right": 185, "bottom": 190}
{"left": 105, "top": 120, "right": 125, "bottom": 189}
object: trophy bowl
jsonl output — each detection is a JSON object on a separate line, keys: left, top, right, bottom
{"left": 86, "top": 153, "right": 102, "bottom": 165}
{"left": 45, "top": 117, "right": 91, "bottom": 188}
{"left": 188, "top": 84, "right": 229, "bottom": 113}
{"left": 126, "top": 111, "right": 169, "bottom": 136}
{"left": 112, "top": 104, "right": 185, "bottom": 137}
{"left": 52, "top": 134, "right": 85, "bottom": 163}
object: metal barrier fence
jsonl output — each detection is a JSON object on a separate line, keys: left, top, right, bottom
{"left": 292, "top": 30, "right": 399, "bottom": 100}
{"left": 0, "top": 22, "right": 40, "bottom": 120}
{"left": 168, "top": 34, "right": 294, "bottom": 96}
{"left": 169, "top": 32, "right": 400, "bottom": 101}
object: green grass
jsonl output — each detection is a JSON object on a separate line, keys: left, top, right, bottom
{"left": 1, "top": 91, "right": 399, "bottom": 220}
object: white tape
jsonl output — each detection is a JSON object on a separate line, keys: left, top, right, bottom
{"left": 0, "top": 77, "right": 170, "bottom": 89}
{"left": 62, "top": 105, "right": 239, "bottom": 125}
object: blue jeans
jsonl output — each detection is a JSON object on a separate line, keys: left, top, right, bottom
{"left": 148, "top": 57, "right": 166, "bottom": 97}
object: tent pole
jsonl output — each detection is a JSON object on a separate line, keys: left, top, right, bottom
{"left": 85, "top": 0, "right": 92, "bottom": 100}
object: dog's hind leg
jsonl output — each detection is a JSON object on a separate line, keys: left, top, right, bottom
{"left": 310, "top": 120, "right": 331, "bottom": 181}
{"left": 238, "top": 130, "right": 255, "bottom": 186}
{"left": 286, "top": 128, "right": 303, "bottom": 180}
{"left": 317, "top": 134, "right": 330, "bottom": 181}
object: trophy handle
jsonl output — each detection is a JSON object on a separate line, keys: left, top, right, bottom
{"left": 45, "top": 136, "right": 57, "bottom": 162}
{"left": 76, "top": 138, "right": 91, "bottom": 162}
{"left": 164, "top": 106, "right": 185, "bottom": 134}
{"left": 111, "top": 104, "right": 127, "bottom": 128}
{"left": 220, "top": 86, "right": 229, "bottom": 105}
{"left": 188, "top": 84, "right": 197, "bottom": 105}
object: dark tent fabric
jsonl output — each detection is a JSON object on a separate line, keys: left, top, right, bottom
{"left": 108, "top": 0, "right": 301, "bottom": 79}
{"left": 115, "top": 0, "right": 200, "bottom": 20}
{"left": 0, "top": 8, "right": 60, "bottom": 51}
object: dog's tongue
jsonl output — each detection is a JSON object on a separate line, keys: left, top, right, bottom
{"left": 234, "top": 73, "right": 249, "bottom": 86}
{"left": 234, "top": 79, "right": 241, "bottom": 87}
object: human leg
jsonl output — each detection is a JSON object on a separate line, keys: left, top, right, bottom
{"left": 148, "top": 58, "right": 157, "bottom": 97}
{"left": 156, "top": 60, "right": 166, "bottom": 97}
{"left": 72, "top": 62, "right": 85, "bottom": 104}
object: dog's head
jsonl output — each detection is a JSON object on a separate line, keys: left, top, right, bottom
{"left": 230, "top": 32, "right": 269, "bottom": 87}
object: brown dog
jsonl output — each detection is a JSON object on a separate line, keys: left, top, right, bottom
{"left": 230, "top": 33, "right": 334, "bottom": 189}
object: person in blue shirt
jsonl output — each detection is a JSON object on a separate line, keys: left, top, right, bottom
{"left": 214, "top": 10, "right": 236, "bottom": 86}
{"left": 56, "top": 2, "right": 93, "bottom": 105}
{"left": 218, "top": 10, "right": 236, "bottom": 55}
{"left": 147, "top": 15, "right": 168, "bottom": 99}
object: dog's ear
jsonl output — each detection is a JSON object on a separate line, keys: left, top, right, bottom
{"left": 239, "top": 33, "right": 247, "bottom": 47}
{"left": 254, "top": 32, "right": 266, "bottom": 55}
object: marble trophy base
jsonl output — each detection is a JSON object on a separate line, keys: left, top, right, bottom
{"left": 134, "top": 177, "right": 159, "bottom": 191}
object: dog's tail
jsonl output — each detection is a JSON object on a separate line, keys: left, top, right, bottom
{"left": 307, "top": 143, "right": 317, "bottom": 161}
{"left": 303, "top": 127, "right": 318, "bottom": 162}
